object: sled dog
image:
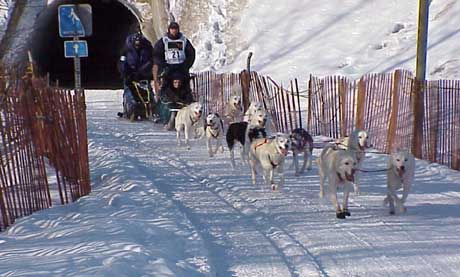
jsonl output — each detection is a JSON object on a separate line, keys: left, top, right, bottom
{"left": 226, "top": 109, "right": 268, "bottom": 169}
{"left": 290, "top": 128, "right": 314, "bottom": 176}
{"left": 249, "top": 133, "right": 291, "bottom": 191}
{"left": 335, "top": 129, "right": 370, "bottom": 194}
{"left": 383, "top": 150, "right": 415, "bottom": 214}
{"left": 243, "top": 101, "right": 264, "bottom": 122}
{"left": 317, "top": 145, "right": 357, "bottom": 218}
{"left": 175, "top": 102, "right": 203, "bottom": 149}
{"left": 223, "top": 95, "right": 243, "bottom": 125}
{"left": 205, "top": 113, "right": 225, "bottom": 157}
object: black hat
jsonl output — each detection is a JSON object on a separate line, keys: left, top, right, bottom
{"left": 168, "top": 22, "right": 180, "bottom": 30}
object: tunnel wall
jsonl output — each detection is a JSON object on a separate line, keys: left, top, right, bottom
{"left": 31, "top": 0, "right": 152, "bottom": 89}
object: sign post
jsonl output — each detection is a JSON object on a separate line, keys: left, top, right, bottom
{"left": 73, "top": 38, "right": 82, "bottom": 89}
{"left": 58, "top": 4, "right": 92, "bottom": 90}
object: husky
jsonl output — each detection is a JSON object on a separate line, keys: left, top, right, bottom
{"left": 249, "top": 133, "right": 291, "bottom": 191}
{"left": 205, "top": 113, "right": 225, "bottom": 157}
{"left": 243, "top": 101, "right": 264, "bottom": 122}
{"left": 290, "top": 128, "right": 314, "bottom": 176}
{"left": 335, "top": 129, "right": 370, "bottom": 194}
{"left": 175, "top": 102, "right": 203, "bottom": 149}
{"left": 223, "top": 95, "right": 243, "bottom": 125}
{"left": 226, "top": 109, "right": 268, "bottom": 169}
{"left": 383, "top": 150, "right": 415, "bottom": 214}
{"left": 317, "top": 145, "right": 358, "bottom": 218}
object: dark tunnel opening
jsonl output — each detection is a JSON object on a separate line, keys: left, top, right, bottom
{"left": 31, "top": 0, "right": 141, "bottom": 89}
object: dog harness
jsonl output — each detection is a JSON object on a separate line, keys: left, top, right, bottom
{"left": 253, "top": 139, "right": 268, "bottom": 152}
{"left": 207, "top": 124, "right": 220, "bottom": 138}
{"left": 292, "top": 137, "right": 308, "bottom": 151}
{"left": 163, "top": 36, "right": 187, "bottom": 64}
{"left": 337, "top": 173, "right": 344, "bottom": 182}
{"left": 189, "top": 115, "right": 200, "bottom": 125}
{"left": 268, "top": 154, "right": 278, "bottom": 169}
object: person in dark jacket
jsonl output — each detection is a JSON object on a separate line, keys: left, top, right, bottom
{"left": 118, "top": 31, "right": 156, "bottom": 121}
{"left": 152, "top": 22, "right": 196, "bottom": 96}
{"left": 159, "top": 72, "right": 195, "bottom": 130}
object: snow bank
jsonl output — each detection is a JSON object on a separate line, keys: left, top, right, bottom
{"left": 190, "top": 0, "right": 460, "bottom": 82}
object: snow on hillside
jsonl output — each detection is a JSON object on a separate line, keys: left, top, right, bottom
{"left": 1, "top": 90, "right": 460, "bottom": 276}
{"left": 190, "top": 0, "right": 460, "bottom": 82}
{"left": 0, "top": 0, "right": 14, "bottom": 43}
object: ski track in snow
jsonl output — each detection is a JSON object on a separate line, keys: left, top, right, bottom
{"left": 1, "top": 90, "right": 460, "bottom": 276}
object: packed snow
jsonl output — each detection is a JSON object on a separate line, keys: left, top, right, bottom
{"left": 1, "top": 90, "right": 460, "bottom": 276}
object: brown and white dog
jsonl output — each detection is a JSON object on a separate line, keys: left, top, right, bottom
{"left": 205, "top": 113, "right": 225, "bottom": 157}
{"left": 335, "top": 129, "right": 370, "bottom": 194}
{"left": 175, "top": 102, "right": 203, "bottom": 150}
{"left": 383, "top": 150, "right": 415, "bottom": 214}
{"left": 249, "top": 133, "right": 291, "bottom": 191}
{"left": 290, "top": 128, "right": 314, "bottom": 176}
{"left": 223, "top": 95, "right": 243, "bottom": 125}
{"left": 317, "top": 144, "right": 358, "bottom": 219}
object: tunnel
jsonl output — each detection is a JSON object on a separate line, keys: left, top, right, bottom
{"left": 31, "top": 0, "right": 142, "bottom": 89}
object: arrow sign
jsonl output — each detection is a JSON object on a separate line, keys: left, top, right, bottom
{"left": 58, "top": 4, "right": 92, "bottom": 38}
{"left": 64, "top": 40, "right": 88, "bottom": 58}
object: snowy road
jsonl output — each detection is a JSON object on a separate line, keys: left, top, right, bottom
{"left": 1, "top": 90, "right": 460, "bottom": 276}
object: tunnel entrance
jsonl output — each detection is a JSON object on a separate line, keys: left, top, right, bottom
{"left": 31, "top": 0, "right": 141, "bottom": 89}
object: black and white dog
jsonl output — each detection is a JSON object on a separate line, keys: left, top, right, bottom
{"left": 290, "top": 128, "right": 314, "bottom": 176}
{"left": 226, "top": 109, "right": 268, "bottom": 169}
{"left": 205, "top": 113, "right": 225, "bottom": 157}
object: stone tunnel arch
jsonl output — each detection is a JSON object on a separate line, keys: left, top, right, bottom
{"left": 31, "top": 0, "right": 146, "bottom": 89}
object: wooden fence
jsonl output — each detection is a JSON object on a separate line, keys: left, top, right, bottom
{"left": 193, "top": 69, "right": 460, "bottom": 171}
{"left": 0, "top": 74, "right": 90, "bottom": 231}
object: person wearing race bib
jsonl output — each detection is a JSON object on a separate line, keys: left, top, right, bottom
{"left": 152, "top": 22, "right": 196, "bottom": 97}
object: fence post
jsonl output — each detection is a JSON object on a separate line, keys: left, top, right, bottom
{"left": 356, "top": 77, "right": 366, "bottom": 130}
{"left": 411, "top": 78, "right": 424, "bottom": 158}
{"left": 386, "top": 70, "right": 401, "bottom": 153}
{"left": 241, "top": 70, "right": 250, "bottom": 113}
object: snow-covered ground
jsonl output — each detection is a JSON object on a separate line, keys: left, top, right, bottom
{"left": 1, "top": 90, "right": 460, "bottom": 276}
{"left": 1, "top": 1, "right": 460, "bottom": 275}
{"left": 191, "top": 0, "right": 460, "bottom": 82}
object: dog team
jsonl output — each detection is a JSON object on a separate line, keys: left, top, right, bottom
{"left": 173, "top": 91, "right": 415, "bottom": 219}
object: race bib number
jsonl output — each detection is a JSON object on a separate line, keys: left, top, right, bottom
{"left": 165, "top": 40, "right": 186, "bottom": 64}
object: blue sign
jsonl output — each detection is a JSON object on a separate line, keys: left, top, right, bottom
{"left": 58, "top": 4, "right": 92, "bottom": 38}
{"left": 64, "top": 41, "right": 88, "bottom": 58}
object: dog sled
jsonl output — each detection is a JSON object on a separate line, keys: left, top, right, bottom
{"left": 119, "top": 80, "right": 155, "bottom": 122}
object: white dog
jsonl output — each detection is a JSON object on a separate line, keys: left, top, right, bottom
{"left": 223, "top": 95, "right": 243, "bottom": 124}
{"left": 335, "top": 129, "right": 370, "bottom": 194}
{"left": 226, "top": 109, "right": 268, "bottom": 169}
{"left": 317, "top": 145, "right": 357, "bottom": 219}
{"left": 383, "top": 150, "right": 415, "bottom": 214}
{"left": 175, "top": 102, "right": 203, "bottom": 149}
{"left": 205, "top": 113, "right": 224, "bottom": 157}
{"left": 243, "top": 101, "right": 264, "bottom": 122}
{"left": 249, "top": 133, "right": 291, "bottom": 191}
